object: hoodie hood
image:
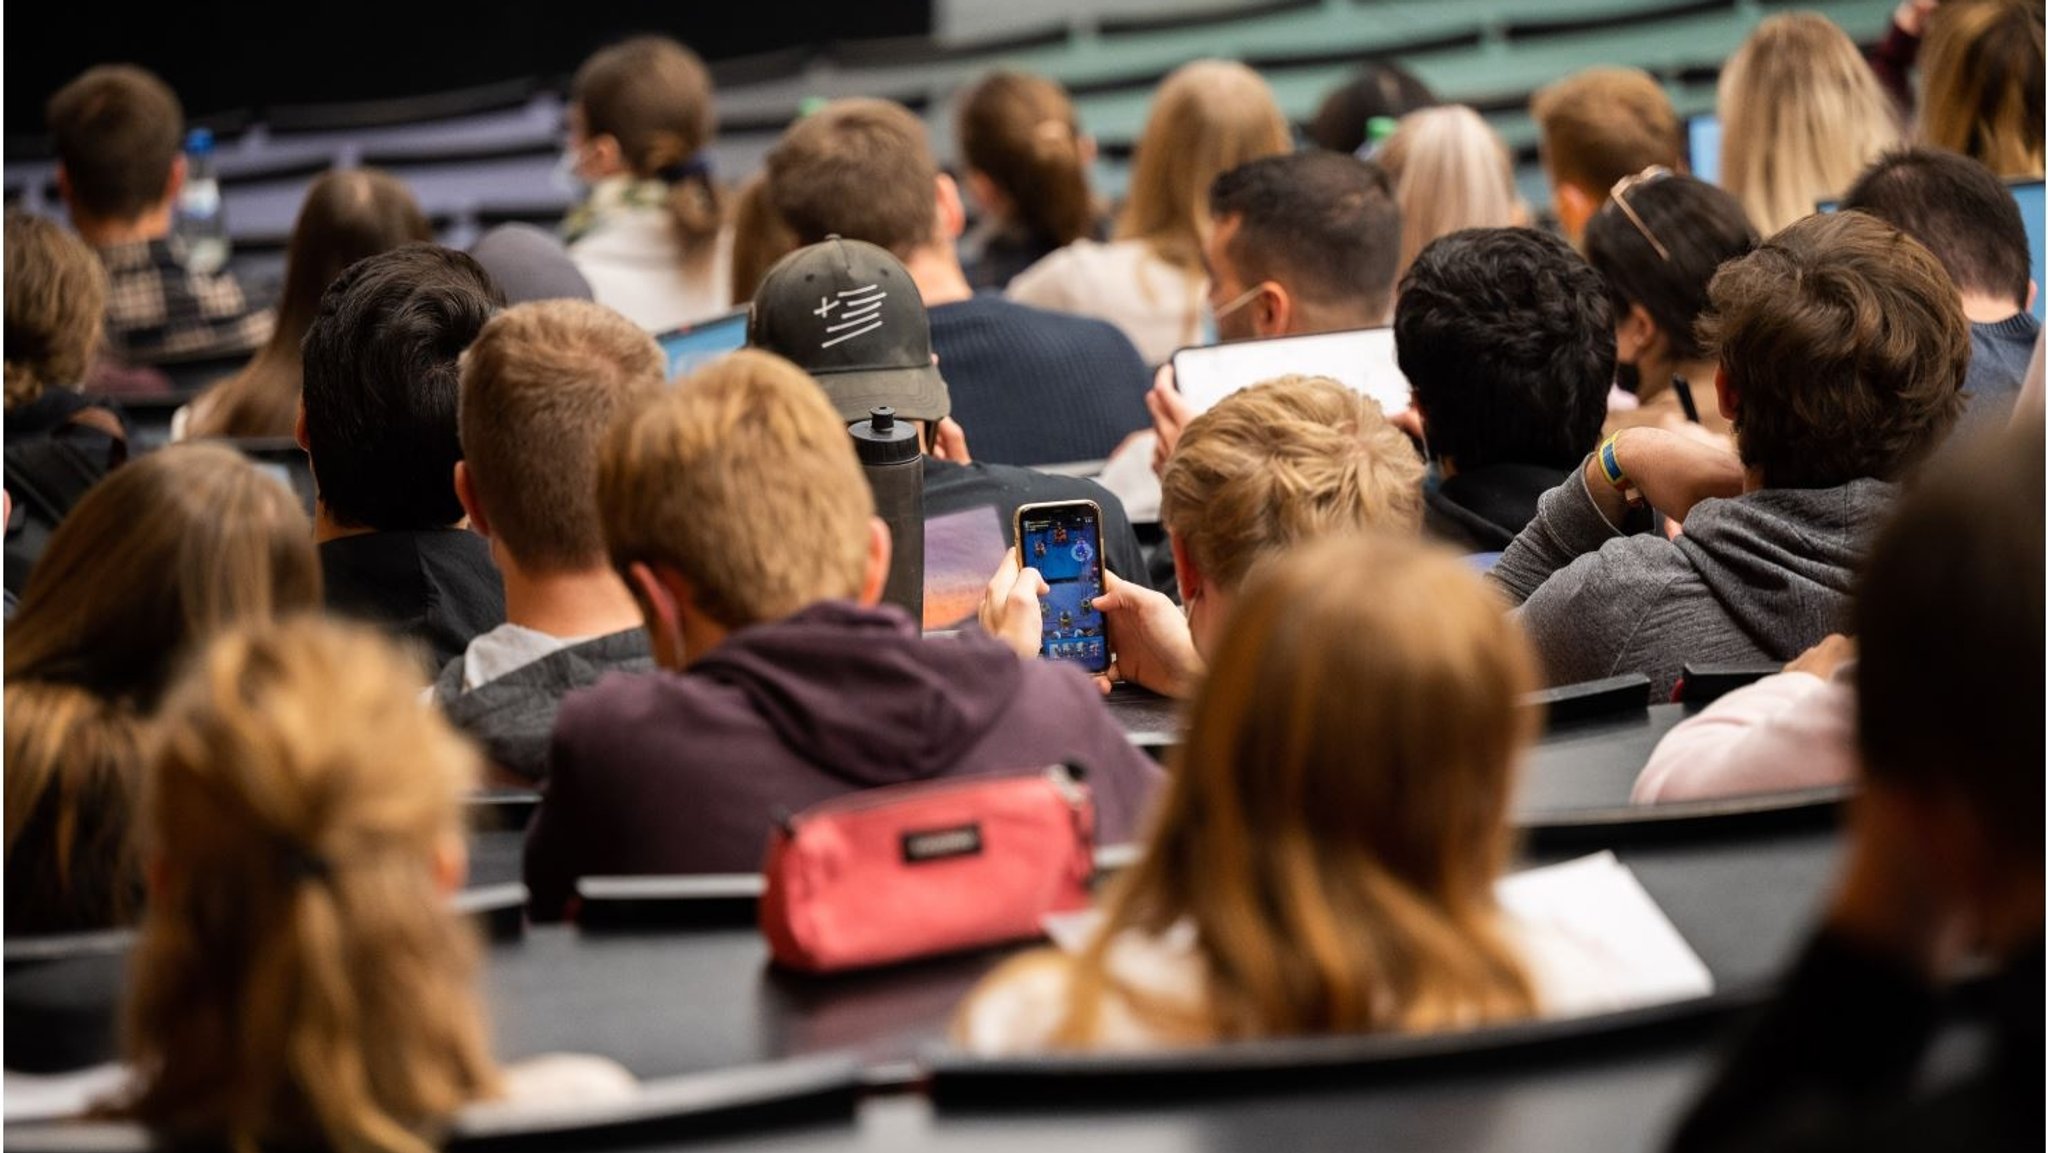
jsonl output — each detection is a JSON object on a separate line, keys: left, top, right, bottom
{"left": 688, "top": 600, "right": 1024, "bottom": 787}
{"left": 1675, "top": 478, "right": 1897, "bottom": 652}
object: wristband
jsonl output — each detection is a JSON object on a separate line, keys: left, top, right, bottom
{"left": 1596, "top": 433, "right": 1645, "bottom": 507}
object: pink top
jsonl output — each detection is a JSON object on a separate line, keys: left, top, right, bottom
{"left": 1631, "top": 671, "right": 1858, "bottom": 804}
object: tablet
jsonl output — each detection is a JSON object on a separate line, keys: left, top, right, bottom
{"left": 1169, "top": 327, "right": 1411, "bottom": 417}
{"left": 655, "top": 308, "right": 749, "bottom": 379}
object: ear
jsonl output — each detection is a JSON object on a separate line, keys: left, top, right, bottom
{"left": 1714, "top": 364, "right": 1738, "bottom": 423}
{"left": 1615, "top": 302, "right": 1659, "bottom": 364}
{"left": 432, "top": 835, "right": 469, "bottom": 897}
{"left": 857, "top": 517, "right": 893, "bottom": 607}
{"left": 934, "top": 172, "right": 967, "bottom": 244}
{"left": 628, "top": 561, "right": 688, "bottom": 670}
{"left": 1253, "top": 282, "right": 1292, "bottom": 339}
{"left": 1169, "top": 532, "right": 1201, "bottom": 606}
{"left": 452, "top": 461, "right": 491, "bottom": 540}
{"left": 1555, "top": 183, "right": 1596, "bottom": 245}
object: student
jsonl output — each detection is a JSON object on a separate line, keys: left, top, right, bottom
{"left": 182, "top": 168, "right": 433, "bottom": 440}
{"left": 1584, "top": 170, "right": 1759, "bottom": 440}
{"left": 44, "top": 65, "right": 271, "bottom": 369}
{"left": 435, "top": 301, "right": 662, "bottom": 783}
{"left": 1395, "top": 228, "right": 1612, "bottom": 553}
{"left": 1376, "top": 106, "right": 1526, "bottom": 282}
{"left": 1841, "top": 147, "right": 2041, "bottom": 431}
{"left": 1306, "top": 61, "right": 1436, "bottom": 156}
{"left": 956, "top": 70, "right": 1100, "bottom": 291}
{"left": 3, "top": 213, "right": 126, "bottom": 596}
{"left": 1718, "top": 13, "right": 1901, "bottom": 236}
{"left": 982, "top": 376, "right": 1423, "bottom": 700}
{"left": 119, "top": 616, "right": 633, "bottom": 1148}
{"left": 747, "top": 237, "right": 1150, "bottom": 585}
{"left": 766, "top": 98, "right": 1152, "bottom": 467}
{"left": 297, "top": 244, "right": 506, "bottom": 669}
{"left": 1493, "top": 211, "right": 1966, "bottom": 699}
{"left": 955, "top": 533, "right": 1660, "bottom": 1053}
{"left": 1919, "top": 0, "right": 2044, "bottom": 179}
{"left": 1007, "top": 60, "right": 1293, "bottom": 365}
{"left": 1142, "top": 151, "right": 1405, "bottom": 473}
{"left": 1667, "top": 417, "right": 2043, "bottom": 1153}
{"left": 522, "top": 350, "right": 1162, "bottom": 917}
{"left": 562, "top": 35, "right": 731, "bottom": 332}
{"left": 4, "top": 445, "right": 320, "bottom": 935}
{"left": 1529, "top": 67, "right": 1686, "bottom": 246}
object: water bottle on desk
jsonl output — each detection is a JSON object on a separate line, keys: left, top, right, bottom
{"left": 175, "top": 127, "right": 229, "bottom": 274}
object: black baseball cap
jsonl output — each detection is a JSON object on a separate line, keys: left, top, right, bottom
{"left": 746, "top": 237, "right": 951, "bottom": 423}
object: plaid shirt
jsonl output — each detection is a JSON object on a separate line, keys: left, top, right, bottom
{"left": 94, "top": 238, "right": 272, "bottom": 365}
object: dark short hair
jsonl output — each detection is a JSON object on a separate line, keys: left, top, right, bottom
{"left": 45, "top": 65, "right": 183, "bottom": 221}
{"left": 1394, "top": 229, "right": 1613, "bottom": 472}
{"left": 1856, "top": 418, "right": 2044, "bottom": 858}
{"left": 1584, "top": 173, "right": 1759, "bottom": 362}
{"left": 300, "top": 244, "right": 503, "bottom": 530}
{"left": 1841, "top": 146, "right": 2032, "bottom": 308}
{"left": 1698, "top": 211, "right": 1967, "bottom": 489}
{"left": 1209, "top": 151, "right": 1403, "bottom": 322}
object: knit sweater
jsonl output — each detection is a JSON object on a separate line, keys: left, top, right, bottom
{"left": 927, "top": 294, "right": 1152, "bottom": 468}
{"left": 1492, "top": 467, "right": 1896, "bottom": 700}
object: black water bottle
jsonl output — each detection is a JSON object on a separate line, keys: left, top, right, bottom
{"left": 849, "top": 406, "right": 924, "bottom": 624}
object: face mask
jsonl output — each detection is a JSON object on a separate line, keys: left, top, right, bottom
{"left": 552, "top": 146, "right": 588, "bottom": 198}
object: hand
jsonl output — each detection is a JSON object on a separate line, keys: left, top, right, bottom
{"left": 931, "top": 417, "right": 972, "bottom": 464}
{"left": 1784, "top": 634, "right": 1856, "bottom": 680}
{"left": 1146, "top": 364, "right": 1195, "bottom": 478}
{"left": 1582, "top": 427, "right": 1745, "bottom": 527}
{"left": 977, "top": 547, "right": 1048, "bottom": 659}
{"left": 1090, "top": 569, "right": 1204, "bottom": 699}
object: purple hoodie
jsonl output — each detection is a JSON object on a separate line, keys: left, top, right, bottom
{"left": 524, "top": 601, "right": 1163, "bottom": 920}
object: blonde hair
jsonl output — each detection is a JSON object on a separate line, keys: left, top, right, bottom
{"left": 598, "top": 349, "right": 873, "bottom": 629}
{"left": 573, "top": 36, "right": 725, "bottom": 267}
{"left": 4, "top": 212, "right": 107, "bottom": 409}
{"left": 1919, "top": 0, "right": 2045, "bottom": 179}
{"left": 123, "top": 616, "right": 499, "bottom": 1153}
{"left": 968, "top": 533, "right": 1540, "bottom": 1045}
{"left": 1116, "top": 60, "right": 1292, "bottom": 275}
{"left": 1159, "top": 375, "right": 1424, "bottom": 593}
{"left": 1718, "top": 12, "right": 1901, "bottom": 236}
{"left": 5, "top": 445, "right": 320, "bottom": 934}
{"left": 1377, "top": 106, "right": 1522, "bottom": 281}
{"left": 458, "top": 300, "right": 667, "bottom": 572}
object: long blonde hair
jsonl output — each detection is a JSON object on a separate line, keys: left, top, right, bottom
{"left": 1919, "top": 0, "right": 2045, "bottom": 178}
{"left": 1116, "top": 60, "right": 1292, "bottom": 275}
{"left": 1718, "top": 12, "right": 1901, "bottom": 235}
{"left": 123, "top": 617, "right": 500, "bottom": 1153}
{"left": 991, "top": 533, "right": 1541, "bottom": 1045}
{"left": 1377, "top": 106, "right": 1522, "bottom": 282}
{"left": 4, "top": 445, "right": 320, "bottom": 934}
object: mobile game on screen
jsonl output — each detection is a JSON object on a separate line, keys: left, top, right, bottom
{"left": 1018, "top": 503, "right": 1108, "bottom": 673}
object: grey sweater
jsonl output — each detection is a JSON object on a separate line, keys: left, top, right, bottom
{"left": 1492, "top": 468, "right": 1897, "bottom": 700}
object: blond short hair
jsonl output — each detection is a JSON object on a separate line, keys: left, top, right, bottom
{"left": 598, "top": 349, "right": 874, "bottom": 629}
{"left": 458, "top": 300, "right": 666, "bottom": 572}
{"left": 1160, "top": 375, "right": 1424, "bottom": 592}
{"left": 1530, "top": 67, "right": 1684, "bottom": 195}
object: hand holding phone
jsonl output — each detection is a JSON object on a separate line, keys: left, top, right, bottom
{"left": 1011, "top": 500, "right": 1111, "bottom": 675}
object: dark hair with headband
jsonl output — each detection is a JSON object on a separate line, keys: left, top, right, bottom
{"left": 1585, "top": 171, "right": 1759, "bottom": 362}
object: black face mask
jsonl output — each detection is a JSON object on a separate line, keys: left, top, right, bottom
{"left": 1614, "top": 360, "right": 1643, "bottom": 397}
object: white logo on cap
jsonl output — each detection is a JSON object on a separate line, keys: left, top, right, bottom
{"left": 815, "top": 285, "right": 888, "bottom": 349}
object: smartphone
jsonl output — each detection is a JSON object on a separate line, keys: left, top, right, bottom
{"left": 1013, "top": 500, "right": 1110, "bottom": 675}
{"left": 1169, "top": 326, "right": 1411, "bottom": 417}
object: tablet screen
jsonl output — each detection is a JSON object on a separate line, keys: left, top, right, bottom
{"left": 1170, "top": 327, "right": 1411, "bottom": 417}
